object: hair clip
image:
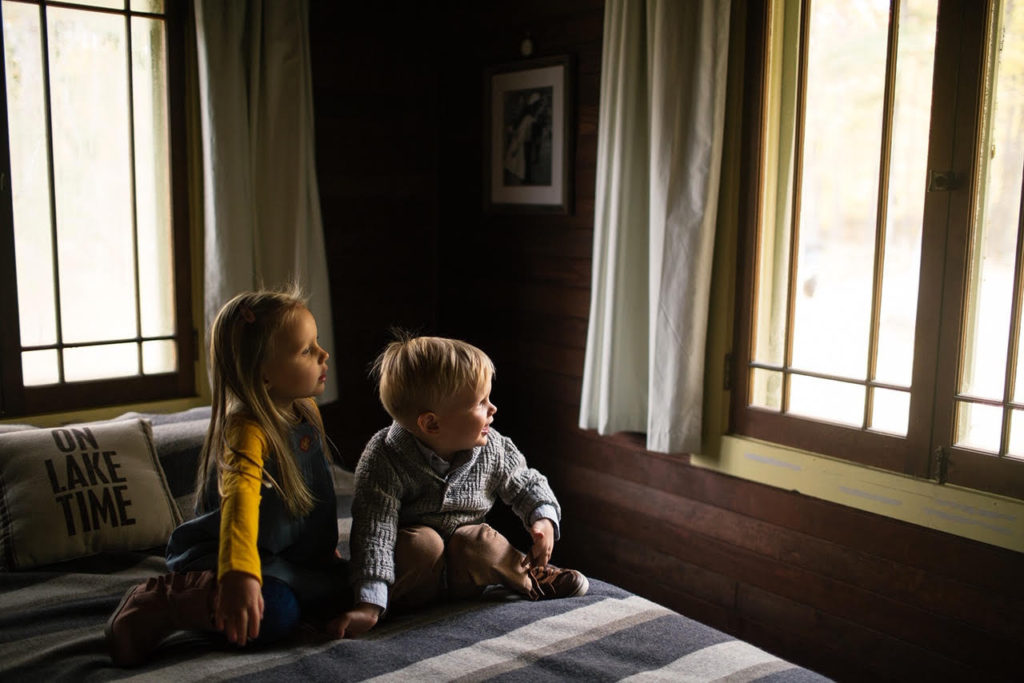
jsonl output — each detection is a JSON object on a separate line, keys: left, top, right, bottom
{"left": 240, "top": 306, "right": 256, "bottom": 323}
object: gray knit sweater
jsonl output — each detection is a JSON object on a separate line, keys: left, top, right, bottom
{"left": 349, "top": 421, "right": 561, "bottom": 587}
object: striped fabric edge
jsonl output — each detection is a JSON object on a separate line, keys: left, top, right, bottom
{"left": 115, "top": 595, "right": 503, "bottom": 683}
{"left": 618, "top": 640, "right": 800, "bottom": 682}
{"left": 361, "top": 595, "right": 675, "bottom": 683}
{"left": 116, "top": 593, "right": 672, "bottom": 683}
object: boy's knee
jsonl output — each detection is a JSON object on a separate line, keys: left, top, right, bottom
{"left": 396, "top": 525, "right": 445, "bottom": 563}
{"left": 447, "top": 523, "right": 503, "bottom": 561}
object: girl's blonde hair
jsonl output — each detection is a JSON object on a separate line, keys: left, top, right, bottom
{"left": 372, "top": 332, "right": 495, "bottom": 425}
{"left": 196, "top": 285, "right": 323, "bottom": 518}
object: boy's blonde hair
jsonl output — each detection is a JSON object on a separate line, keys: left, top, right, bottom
{"left": 196, "top": 284, "right": 323, "bottom": 518}
{"left": 372, "top": 333, "right": 495, "bottom": 425}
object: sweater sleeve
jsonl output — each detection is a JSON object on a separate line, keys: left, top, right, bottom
{"left": 494, "top": 435, "right": 561, "bottom": 530}
{"left": 216, "top": 420, "right": 265, "bottom": 584}
{"left": 350, "top": 430, "right": 404, "bottom": 587}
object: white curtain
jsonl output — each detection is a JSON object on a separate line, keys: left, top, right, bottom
{"left": 579, "top": 0, "right": 730, "bottom": 453}
{"left": 194, "top": 0, "right": 337, "bottom": 403}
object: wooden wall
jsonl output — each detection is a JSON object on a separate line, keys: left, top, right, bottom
{"left": 310, "top": 3, "right": 442, "bottom": 461}
{"left": 311, "top": 1, "right": 1024, "bottom": 680}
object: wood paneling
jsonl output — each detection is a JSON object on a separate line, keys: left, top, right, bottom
{"left": 311, "top": 1, "right": 1024, "bottom": 679}
{"left": 309, "top": 2, "right": 440, "bottom": 466}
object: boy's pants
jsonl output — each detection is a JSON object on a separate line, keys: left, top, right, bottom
{"left": 390, "top": 523, "right": 535, "bottom": 612}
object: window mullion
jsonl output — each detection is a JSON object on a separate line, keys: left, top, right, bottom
{"left": 782, "top": 0, "right": 813, "bottom": 415}
{"left": 124, "top": 9, "right": 143, "bottom": 376}
{"left": 36, "top": 1, "right": 65, "bottom": 383}
{"left": 865, "top": 0, "right": 902, "bottom": 432}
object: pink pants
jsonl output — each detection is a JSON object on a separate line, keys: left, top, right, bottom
{"left": 389, "top": 523, "right": 536, "bottom": 613}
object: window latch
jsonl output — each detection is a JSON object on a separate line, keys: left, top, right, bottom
{"left": 927, "top": 170, "right": 958, "bottom": 192}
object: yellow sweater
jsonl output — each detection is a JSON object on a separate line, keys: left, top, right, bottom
{"left": 216, "top": 419, "right": 266, "bottom": 583}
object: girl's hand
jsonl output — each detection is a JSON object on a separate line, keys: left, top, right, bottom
{"left": 522, "top": 518, "right": 555, "bottom": 569}
{"left": 215, "top": 571, "right": 264, "bottom": 646}
{"left": 326, "top": 603, "right": 381, "bottom": 639}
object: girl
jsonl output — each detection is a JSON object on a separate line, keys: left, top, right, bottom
{"left": 106, "top": 287, "right": 348, "bottom": 667}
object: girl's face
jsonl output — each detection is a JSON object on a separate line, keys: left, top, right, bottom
{"left": 262, "top": 306, "right": 329, "bottom": 410}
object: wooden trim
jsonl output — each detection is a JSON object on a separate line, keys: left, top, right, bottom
{"left": 22, "top": 374, "right": 186, "bottom": 416}
{"left": 729, "top": 0, "right": 768, "bottom": 434}
{"left": 929, "top": 0, "right": 1000, "bottom": 493}
{"left": 0, "top": 15, "right": 22, "bottom": 417}
{"left": 739, "top": 407, "right": 908, "bottom": 470}
{"left": 947, "top": 447, "right": 1024, "bottom": 499}
{"left": 166, "top": 0, "right": 194, "bottom": 397}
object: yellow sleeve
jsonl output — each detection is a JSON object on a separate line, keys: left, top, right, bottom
{"left": 217, "top": 419, "right": 266, "bottom": 584}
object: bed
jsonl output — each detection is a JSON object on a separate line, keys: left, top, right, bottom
{"left": 0, "top": 407, "right": 830, "bottom": 681}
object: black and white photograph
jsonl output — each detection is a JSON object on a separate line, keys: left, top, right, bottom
{"left": 485, "top": 55, "right": 572, "bottom": 213}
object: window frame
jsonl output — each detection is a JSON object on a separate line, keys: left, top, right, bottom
{"left": 0, "top": 0, "right": 193, "bottom": 418}
{"left": 731, "top": 0, "right": 1024, "bottom": 500}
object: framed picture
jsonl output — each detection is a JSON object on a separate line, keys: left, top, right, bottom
{"left": 484, "top": 55, "right": 573, "bottom": 214}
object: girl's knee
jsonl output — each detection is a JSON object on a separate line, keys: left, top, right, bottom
{"left": 254, "top": 578, "right": 300, "bottom": 645}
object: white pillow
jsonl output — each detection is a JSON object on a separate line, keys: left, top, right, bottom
{"left": 0, "top": 419, "right": 181, "bottom": 569}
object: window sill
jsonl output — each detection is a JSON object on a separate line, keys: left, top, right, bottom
{"left": 692, "top": 435, "right": 1024, "bottom": 553}
{"left": 0, "top": 396, "right": 205, "bottom": 428}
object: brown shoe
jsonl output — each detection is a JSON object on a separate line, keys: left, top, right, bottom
{"left": 105, "top": 571, "right": 217, "bottom": 667}
{"left": 528, "top": 565, "right": 589, "bottom": 600}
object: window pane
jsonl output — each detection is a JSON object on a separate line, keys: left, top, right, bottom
{"left": 874, "top": 1, "right": 937, "bottom": 387}
{"left": 131, "top": 0, "right": 164, "bottom": 13}
{"left": 789, "top": 375, "right": 865, "bottom": 427}
{"left": 65, "top": 343, "right": 138, "bottom": 381}
{"left": 961, "top": 0, "right": 1024, "bottom": 403}
{"left": 991, "top": 0, "right": 1024, "bottom": 406}
{"left": 3, "top": 1, "right": 58, "bottom": 347}
{"left": 750, "top": 368, "right": 783, "bottom": 411}
{"left": 869, "top": 387, "right": 910, "bottom": 436}
{"left": 954, "top": 401, "right": 1002, "bottom": 453}
{"left": 142, "top": 339, "right": 175, "bottom": 374}
{"left": 132, "top": 16, "right": 174, "bottom": 338}
{"left": 48, "top": 7, "right": 137, "bottom": 344}
{"left": 1007, "top": 409, "right": 1024, "bottom": 461}
{"left": 21, "top": 350, "right": 59, "bottom": 386}
{"left": 790, "top": 0, "right": 889, "bottom": 380}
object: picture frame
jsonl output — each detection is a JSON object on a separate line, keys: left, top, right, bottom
{"left": 484, "top": 55, "right": 573, "bottom": 214}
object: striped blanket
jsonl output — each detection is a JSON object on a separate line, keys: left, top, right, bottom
{"left": 0, "top": 409, "right": 829, "bottom": 681}
{"left": 0, "top": 561, "right": 827, "bottom": 681}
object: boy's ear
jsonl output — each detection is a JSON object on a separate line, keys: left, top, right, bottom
{"left": 417, "top": 411, "right": 440, "bottom": 435}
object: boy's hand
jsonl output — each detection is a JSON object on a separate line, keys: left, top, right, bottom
{"left": 523, "top": 518, "right": 555, "bottom": 569}
{"left": 327, "top": 602, "right": 381, "bottom": 639}
{"left": 215, "top": 571, "right": 264, "bottom": 646}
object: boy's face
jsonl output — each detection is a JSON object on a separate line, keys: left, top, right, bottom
{"left": 428, "top": 375, "right": 496, "bottom": 457}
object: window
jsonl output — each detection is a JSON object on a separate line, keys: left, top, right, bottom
{"left": 733, "top": 0, "right": 1024, "bottom": 499}
{"left": 0, "top": 0, "right": 192, "bottom": 417}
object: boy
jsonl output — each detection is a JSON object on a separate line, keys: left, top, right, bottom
{"left": 328, "top": 335, "right": 587, "bottom": 638}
